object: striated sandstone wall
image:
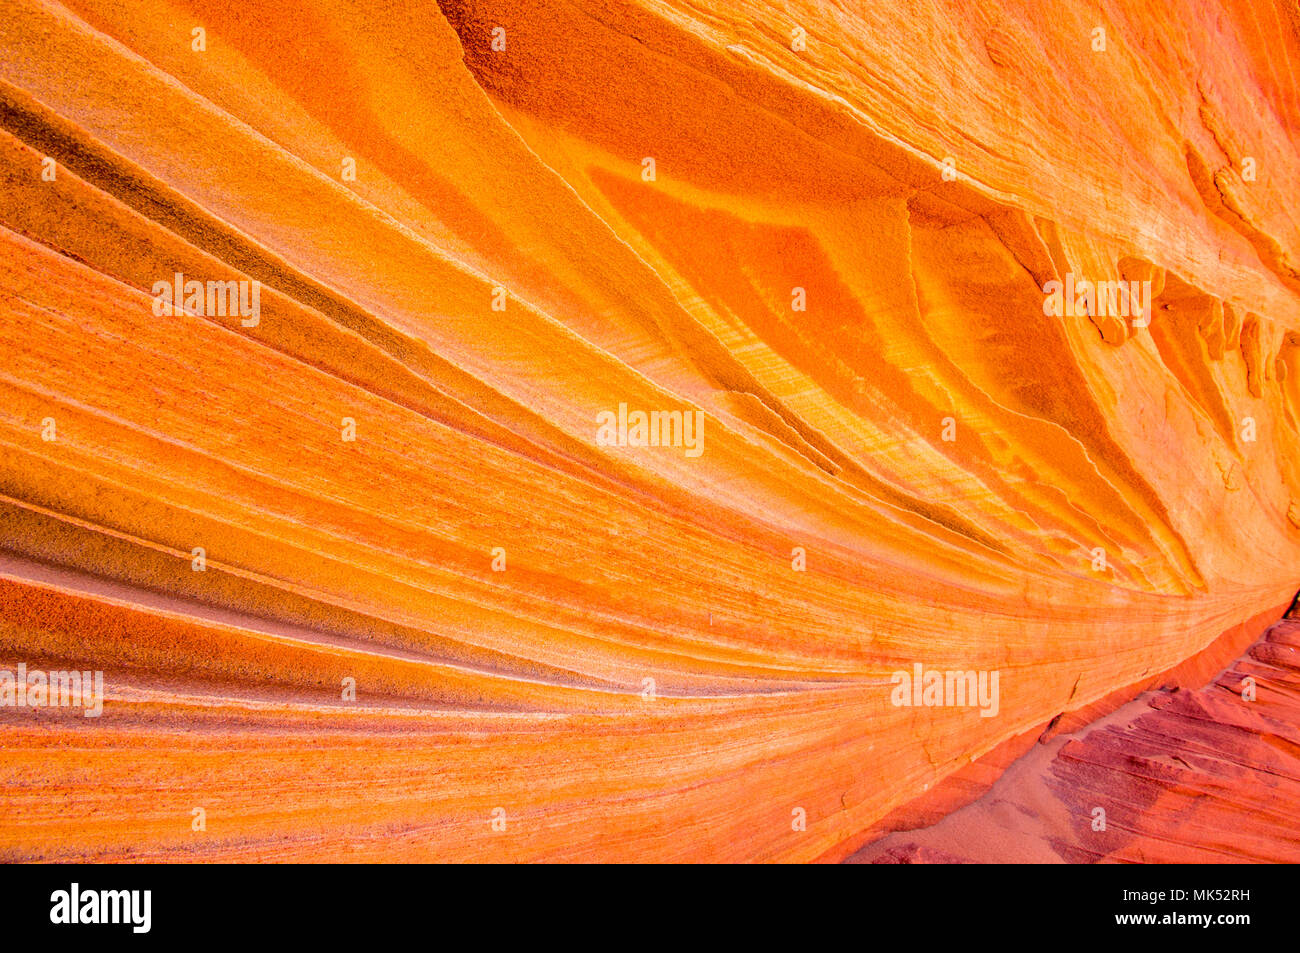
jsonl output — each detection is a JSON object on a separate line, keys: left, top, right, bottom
{"left": 0, "top": 0, "right": 1296, "bottom": 861}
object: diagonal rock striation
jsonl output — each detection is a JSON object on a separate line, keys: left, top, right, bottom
{"left": 0, "top": 0, "right": 1296, "bottom": 861}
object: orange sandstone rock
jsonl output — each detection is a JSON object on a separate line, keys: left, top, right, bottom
{"left": 0, "top": 0, "right": 1296, "bottom": 862}
{"left": 849, "top": 608, "right": 1300, "bottom": 863}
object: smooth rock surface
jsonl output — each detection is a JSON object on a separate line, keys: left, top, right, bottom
{"left": 0, "top": 0, "right": 1296, "bottom": 861}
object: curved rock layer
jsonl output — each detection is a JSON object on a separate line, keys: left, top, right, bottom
{"left": 0, "top": 0, "right": 1296, "bottom": 861}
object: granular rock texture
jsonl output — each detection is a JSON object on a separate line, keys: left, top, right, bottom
{"left": 0, "top": 0, "right": 1297, "bottom": 861}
